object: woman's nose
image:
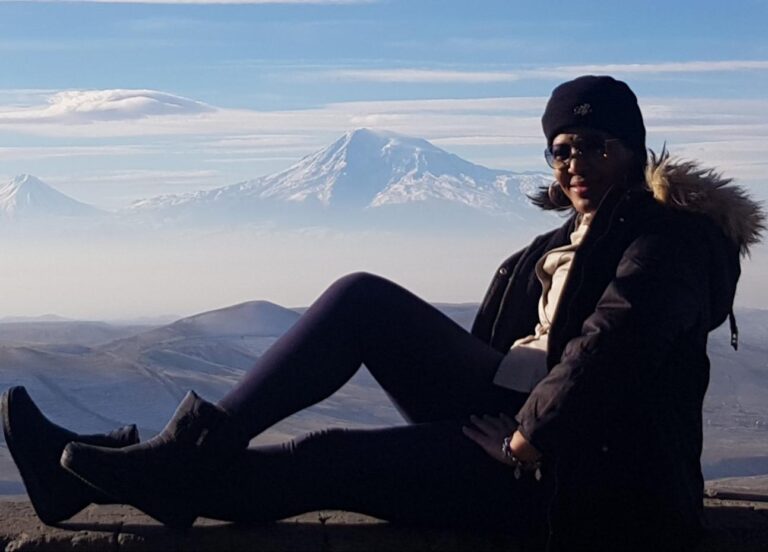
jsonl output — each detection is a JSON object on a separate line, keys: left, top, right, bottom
{"left": 567, "top": 155, "right": 587, "bottom": 174}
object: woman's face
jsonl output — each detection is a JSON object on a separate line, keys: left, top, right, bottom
{"left": 550, "top": 128, "right": 635, "bottom": 214}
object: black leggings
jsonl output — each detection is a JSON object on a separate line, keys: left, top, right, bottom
{"left": 212, "top": 273, "right": 549, "bottom": 532}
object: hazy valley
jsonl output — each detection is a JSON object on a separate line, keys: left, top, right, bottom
{"left": 1, "top": 301, "right": 767, "bottom": 499}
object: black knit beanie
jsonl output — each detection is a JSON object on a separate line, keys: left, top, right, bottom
{"left": 541, "top": 75, "right": 646, "bottom": 162}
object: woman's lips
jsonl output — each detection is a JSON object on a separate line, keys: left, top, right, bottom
{"left": 569, "top": 179, "right": 589, "bottom": 194}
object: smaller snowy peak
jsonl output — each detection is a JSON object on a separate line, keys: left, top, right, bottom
{"left": 0, "top": 174, "right": 103, "bottom": 220}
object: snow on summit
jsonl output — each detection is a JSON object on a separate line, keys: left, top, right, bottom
{"left": 130, "top": 129, "right": 550, "bottom": 218}
{"left": 0, "top": 174, "right": 103, "bottom": 220}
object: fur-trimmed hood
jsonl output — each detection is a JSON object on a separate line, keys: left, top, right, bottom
{"left": 646, "top": 149, "right": 765, "bottom": 256}
{"left": 529, "top": 153, "right": 766, "bottom": 257}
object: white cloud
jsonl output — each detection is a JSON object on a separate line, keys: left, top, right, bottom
{"left": 0, "top": 89, "right": 214, "bottom": 124}
{"left": 329, "top": 69, "right": 523, "bottom": 83}
{"left": 203, "top": 134, "right": 321, "bottom": 151}
{"left": 0, "top": 88, "right": 765, "bottom": 189}
{"left": 549, "top": 60, "right": 768, "bottom": 75}
{"left": 324, "top": 60, "right": 768, "bottom": 83}
{"left": 6, "top": 89, "right": 763, "bottom": 152}
{"left": 642, "top": 98, "right": 768, "bottom": 125}
{"left": 47, "top": 168, "right": 222, "bottom": 185}
{"left": 431, "top": 136, "right": 542, "bottom": 147}
{"left": 5, "top": 0, "right": 373, "bottom": 3}
{"left": 661, "top": 140, "right": 767, "bottom": 182}
{"left": 0, "top": 91, "right": 547, "bottom": 142}
{"left": 0, "top": 145, "right": 152, "bottom": 161}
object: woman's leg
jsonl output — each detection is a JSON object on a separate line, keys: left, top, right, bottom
{"left": 219, "top": 272, "right": 513, "bottom": 438}
{"left": 61, "top": 272, "right": 525, "bottom": 529}
{"left": 198, "top": 420, "right": 549, "bottom": 540}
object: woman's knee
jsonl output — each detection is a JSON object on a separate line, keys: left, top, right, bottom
{"left": 325, "top": 272, "right": 394, "bottom": 303}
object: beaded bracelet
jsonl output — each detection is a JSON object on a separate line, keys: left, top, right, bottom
{"left": 502, "top": 436, "right": 543, "bottom": 481}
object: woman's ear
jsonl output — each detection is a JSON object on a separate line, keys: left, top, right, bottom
{"left": 548, "top": 181, "right": 572, "bottom": 208}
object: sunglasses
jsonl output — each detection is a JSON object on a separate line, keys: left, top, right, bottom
{"left": 545, "top": 138, "right": 622, "bottom": 169}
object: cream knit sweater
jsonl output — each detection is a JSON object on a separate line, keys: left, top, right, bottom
{"left": 493, "top": 213, "right": 593, "bottom": 392}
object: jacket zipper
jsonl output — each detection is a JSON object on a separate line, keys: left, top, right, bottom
{"left": 540, "top": 204, "right": 628, "bottom": 547}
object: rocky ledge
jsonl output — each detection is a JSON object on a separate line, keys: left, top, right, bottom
{"left": 0, "top": 496, "right": 766, "bottom": 551}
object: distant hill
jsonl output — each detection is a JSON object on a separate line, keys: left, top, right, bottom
{"left": 0, "top": 320, "right": 156, "bottom": 347}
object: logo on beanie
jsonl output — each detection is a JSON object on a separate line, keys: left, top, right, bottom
{"left": 573, "top": 103, "right": 592, "bottom": 116}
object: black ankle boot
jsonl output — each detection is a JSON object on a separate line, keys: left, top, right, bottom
{"left": 1, "top": 386, "right": 139, "bottom": 525}
{"left": 60, "top": 390, "right": 248, "bottom": 529}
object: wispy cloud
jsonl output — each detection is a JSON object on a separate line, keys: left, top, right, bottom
{"left": 0, "top": 145, "right": 152, "bottom": 161}
{"left": 0, "top": 89, "right": 214, "bottom": 124}
{"left": 325, "top": 60, "right": 768, "bottom": 83}
{"left": 46, "top": 168, "right": 222, "bottom": 184}
{"left": 5, "top": 0, "right": 374, "bottom": 4}
{"left": 329, "top": 69, "right": 522, "bottom": 83}
{"left": 0, "top": 88, "right": 766, "bottom": 187}
{"left": 3, "top": 89, "right": 767, "bottom": 144}
{"left": 663, "top": 140, "right": 768, "bottom": 182}
{"left": 550, "top": 61, "right": 768, "bottom": 75}
{"left": 0, "top": 90, "right": 547, "bottom": 140}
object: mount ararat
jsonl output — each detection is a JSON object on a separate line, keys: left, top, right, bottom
{"left": 0, "top": 129, "right": 552, "bottom": 231}
{"left": 128, "top": 128, "right": 549, "bottom": 218}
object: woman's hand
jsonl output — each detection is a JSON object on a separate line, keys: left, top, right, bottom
{"left": 462, "top": 413, "right": 542, "bottom": 465}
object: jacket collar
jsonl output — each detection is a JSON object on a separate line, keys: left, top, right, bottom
{"left": 646, "top": 149, "right": 765, "bottom": 256}
{"left": 552, "top": 150, "right": 765, "bottom": 256}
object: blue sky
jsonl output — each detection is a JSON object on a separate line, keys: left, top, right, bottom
{"left": 1, "top": 0, "right": 766, "bottom": 206}
{"left": 0, "top": 0, "right": 767, "bottom": 317}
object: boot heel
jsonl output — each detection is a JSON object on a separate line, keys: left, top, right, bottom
{"left": 61, "top": 443, "right": 198, "bottom": 528}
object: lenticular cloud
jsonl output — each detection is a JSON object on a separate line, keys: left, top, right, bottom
{"left": 0, "top": 89, "right": 215, "bottom": 124}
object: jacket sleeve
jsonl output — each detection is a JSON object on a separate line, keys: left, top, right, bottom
{"left": 515, "top": 229, "right": 709, "bottom": 455}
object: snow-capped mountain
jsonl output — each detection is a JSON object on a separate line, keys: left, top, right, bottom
{"left": 0, "top": 174, "right": 103, "bottom": 220}
{"left": 129, "top": 129, "right": 550, "bottom": 221}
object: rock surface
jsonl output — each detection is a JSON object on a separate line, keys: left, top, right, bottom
{"left": 0, "top": 497, "right": 766, "bottom": 551}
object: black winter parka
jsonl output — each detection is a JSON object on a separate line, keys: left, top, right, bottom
{"left": 470, "top": 157, "right": 761, "bottom": 550}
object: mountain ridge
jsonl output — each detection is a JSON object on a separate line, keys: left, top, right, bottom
{"left": 2, "top": 131, "right": 552, "bottom": 231}
{"left": 127, "top": 128, "right": 550, "bottom": 220}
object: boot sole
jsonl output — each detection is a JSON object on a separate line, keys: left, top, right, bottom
{"left": 60, "top": 444, "right": 197, "bottom": 529}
